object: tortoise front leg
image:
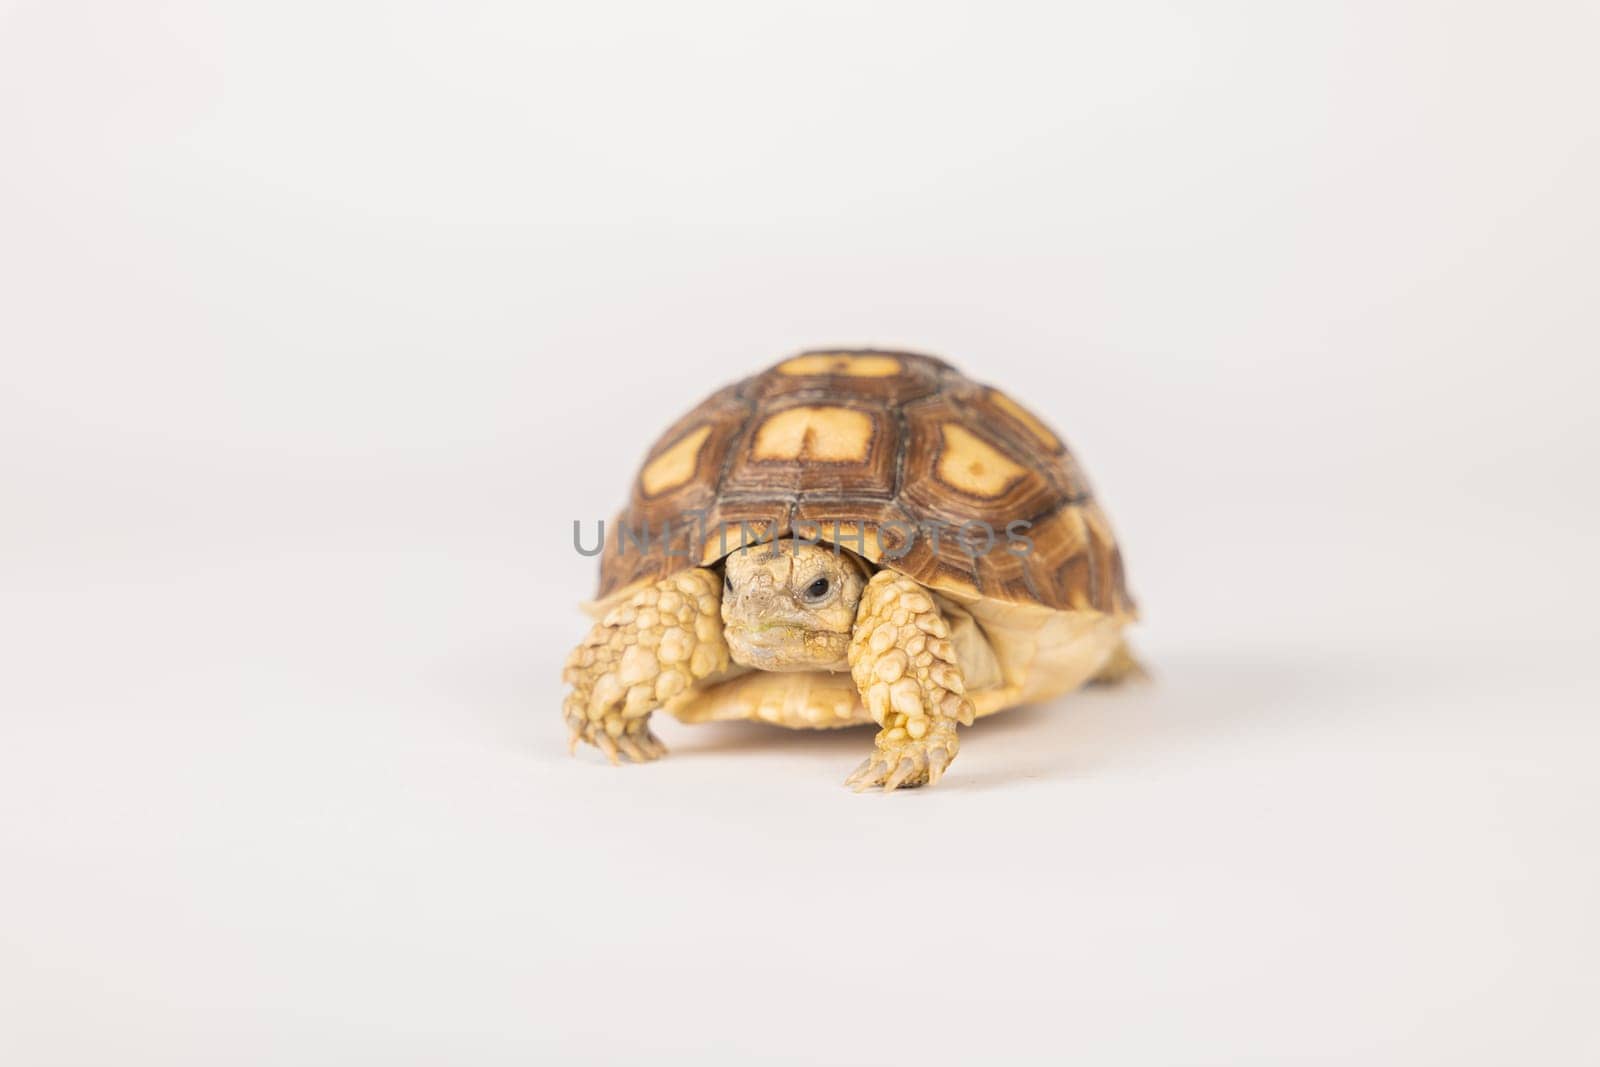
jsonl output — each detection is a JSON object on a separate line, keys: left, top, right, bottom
{"left": 562, "top": 568, "right": 730, "bottom": 763}
{"left": 844, "top": 572, "right": 976, "bottom": 792}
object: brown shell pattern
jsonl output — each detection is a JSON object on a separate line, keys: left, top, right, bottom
{"left": 596, "top": 350, "right": 1135, "bottom": 614}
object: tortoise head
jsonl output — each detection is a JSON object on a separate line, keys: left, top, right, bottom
{"left": 720, "top": 539, "right": 870, "bottom": 672}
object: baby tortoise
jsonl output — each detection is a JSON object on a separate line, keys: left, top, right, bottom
{"left": 563, "top": 350, "right": 1140, "bottom": 791}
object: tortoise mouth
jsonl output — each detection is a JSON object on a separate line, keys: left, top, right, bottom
{"left": 726, "top": 622, "right": 804, "bottom": 643}
{"left": 724, "top": 623, "right": 849, "bottom": 673}
{"left": 725, "top": 624, "right": 807, "bottom": 662}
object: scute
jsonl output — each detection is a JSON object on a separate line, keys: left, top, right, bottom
{"left": 595, "top": 350, "right": 1135, "bottom": 616}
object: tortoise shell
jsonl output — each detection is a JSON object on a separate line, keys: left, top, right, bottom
{"left": 595, "top": 350, "right": 1135, "bottom": 615}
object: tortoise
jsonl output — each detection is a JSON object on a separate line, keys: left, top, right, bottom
{"left": 562, "top": 349, "right": 1140, "bottom": 791}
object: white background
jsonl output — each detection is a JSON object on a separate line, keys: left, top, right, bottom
{"left": 2, "top": 3, "right": 1597, "bottom": 1064}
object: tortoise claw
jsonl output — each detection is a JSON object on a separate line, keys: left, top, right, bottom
{"left": 569, "top": 718, "right": 667, "bottom": 765}
{"left": 847, "top": 729, "right": 958, "bottom": 793}
{"left": 846, "top": 759, "right": 890, "bottom": 792}
{"left": 883, "top": 756, "right": 917, "bottom": 792}
{"left": 636, "top": 730, "right": 668, "bottom": 760}
{"left": 844, "top": 757, "right": 875, "bottom": 788}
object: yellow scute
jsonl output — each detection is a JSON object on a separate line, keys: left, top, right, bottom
{"left": 640, "top": 425, "right": 711, "bottom": 495}
{"left": 776, "top": 353, "right": 903, "bottom": 378}
{"left": 937, "top": 424, "right": 1026, "bottom": 496}
{"left": 751, "top": 406, "right": 874, "bottom": 461}
{"left": 990, "top": 390, "right": 1060, "bottom": 450}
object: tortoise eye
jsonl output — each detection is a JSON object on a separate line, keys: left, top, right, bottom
{"left": 803, "top": 577, "right": 831, "bottom": 602}
{"left": 724, "top": 571, "right": 733, "bottom": 593}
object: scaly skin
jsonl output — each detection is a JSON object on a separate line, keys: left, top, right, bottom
{"left": 844, "top": 571, "right": 975, "bottom": 791}
{"left": 563, "top": 568, "right": 730, "bottom": 763}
